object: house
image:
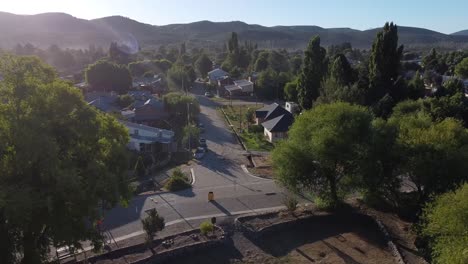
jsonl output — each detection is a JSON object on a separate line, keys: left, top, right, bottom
{"left": 121, "top": 120, "right": 175, "bottom": 153}
{"left": 255, "top": 103, "right": 290, "bottom": 125}
{"left": 261, "top": 113, "right": 294, "bottom": 143}
{"left": 208, "top": 68, "right": 229, "bottom": 85}
{"left": 85, "top": 92, "right": 119, "bottom": 113}
{"left": 128, "top": 90, "right": 152, "bottom": 101}
{"left": 132, "top": 75, "right": 164, "bottom": 95}
{"left": 216, "top": 76, "right": 234, "bottom": 97}
{"left": 223, "top": 79, "right": 254, "bottom": 96}
{"left": 132, "top": 98, "right": 169, "bottom": 124}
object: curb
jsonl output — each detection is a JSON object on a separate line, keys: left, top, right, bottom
{"left": 240, "top": 164, "right": 272, "bottom": 181}
{"left": 190, "top": 168, "right": 196, "bottom": 185}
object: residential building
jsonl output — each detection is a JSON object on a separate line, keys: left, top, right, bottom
{"left": 262, "top": 113, "right": 294, "bottom": 142}
{"left": 255, "top": 103, "right": 291, "bottom": 125}
{"left": 208, "top": 68, "right": 229, "bottom": 84}
{"left": 85, "top": 91, "right": 119, "bottom": 113}
{"left": 132, "top": 98, "right": 169, "bottom": 124}
{"left": 121, "top": 120, "right": 175, "bottom": 153}
{"left": 224, "top": 79, "right": 254, "bottom": 96}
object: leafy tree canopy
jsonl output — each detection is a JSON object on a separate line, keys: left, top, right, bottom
{"left": 0, "top": 55, "right": 131, "bottom": 263}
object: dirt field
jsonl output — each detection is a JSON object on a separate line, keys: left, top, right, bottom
{"left": 169, "top": 214, "right": 396, "bottom": 264}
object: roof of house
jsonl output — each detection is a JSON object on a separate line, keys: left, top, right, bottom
{"left": 255, "top": 103, "right": 289, "bottom": 121}
{"left": 233, "top": 79, "right": 253, "bottom": 87}
{"left": 86, "top": 92, "right": 118, "bottom": 112}
{"left": 225, "top": 84, "right": 242, "bottom": 92}
{"left": 208, "top": 68, "right": 229, "bottom": 81}
{"left": 134, "top": 98, "right": 165, "bottom": 110}
{"left": 120, "top": 121, "right": 174, "bottom": 144}
{"left": 128, "top": 90, "right": 152, "bottom": 98}
{"left": 261, "top": 113, "right": 294, "bottom": 133}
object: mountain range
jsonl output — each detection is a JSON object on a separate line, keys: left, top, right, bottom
{"left": 1, "top": 11, "right": 467, "bottom": 50}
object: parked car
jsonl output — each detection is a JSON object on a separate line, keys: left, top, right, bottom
{"left": 199, "top": 138, "right": 207, "bottom": 148}
{"left": 193, "top": 147, "right": 206, "bottom": 159}
{"left": 204, "top": 91, "right": 213, "bottom": 97}
{"left": 198, "top": 123, "right": 205, "bottom": 133}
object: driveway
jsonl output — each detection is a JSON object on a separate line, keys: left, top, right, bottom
{"left": 101, "top": 86, "right": 286, "bottom": 241}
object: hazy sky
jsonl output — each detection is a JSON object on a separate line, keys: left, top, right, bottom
{"left": 1, "top": 0, "right": 467, "bottom": 34}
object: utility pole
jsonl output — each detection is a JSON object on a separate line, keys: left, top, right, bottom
{"left": 187, "top": 102, "right": 191, "bottom": 151}
{"left": 240, "top": 106, "right": 242, "bottom": 131}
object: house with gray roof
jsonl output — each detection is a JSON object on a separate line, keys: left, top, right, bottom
{"left": 255, "top": 103, "right": 294, "bottom": 142}
{"left": 255, "top": 103, "right": 290, "bottom": 125}
{"left": 262, "top": 113, "right": 294, "bottom": 142}
{"left": 208, "top": 68, "right": 229, "bottom": 84}
{"left": 224, "top": 79, "right": 254, "bottom": 96}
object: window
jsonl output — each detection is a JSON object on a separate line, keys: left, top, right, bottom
{"left": 134, "top": 129, "right": 139, "bottom": 135}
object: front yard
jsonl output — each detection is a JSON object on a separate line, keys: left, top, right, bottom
{"left": 221, "top": 105, "right": 274, "bottom": 152}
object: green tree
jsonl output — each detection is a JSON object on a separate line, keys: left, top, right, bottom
{"left": 254, "top": 51, "right": 269, "bottom": 72}
{"left": 420, "top": 183, "right": 468, "bottom": 264}
{"left": 167, "top": 64, "right": 191, "bottom": 91}
{"left": 407, "top": 71, "right": 426, "bottom": 100}
{"left": 297, "top": 36, "right": 327, "bottom": 109}
{"left": 85, "top": 60, "right": 132, "bottom": 94}
{"left": 422, "top": 48, "right": 440, "bottom": 72}
{"left": 272, "top": 102, "right": 373, "bottom": 207}
{"left": 284, "top": 79, "right": 298, "bottom": 102}
{"left": 256, "top": 68, "right": 280, "bottom": 100}
{"left": 141, "top": 209, "right": 165, "bottom": 243}
{"left": 179, "top": 42, "right": 186, "bottom": 56}
{"left": 329, "top": 54, "right": 355, "bottom": 86}
{"left": 109, "top": 42, "right": 130, "bottom": 64}
{"left": 317, "top": 76, "right": 364, "bottom": 105}
{"left": 454, "top": 57, "right": 468, "bottom": 78}
{"left": 290, "top": 55, "right": 302, "bottom": 75}
{"left": 195, "top": 53, "right": 212, "bottom": 78}
{"left": 268, "top": 50, "right": 290, "bottom": 73}
{"left": 116, "top": 94, "right": 135, "bottom": 108}
{"left": 0, "top": 55, "right": 131, "bottom": 263}
{"left": 367, "top": 22, "right": 405, "bottom": 111}
{"left": 389, "top": 113, "right": 468, "bottom": 201}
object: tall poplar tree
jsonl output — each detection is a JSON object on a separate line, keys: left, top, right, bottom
{"left": 297, "top": 36, "right": 327, "bottom": 110}
{"left": 368, "top": 22, "right": 404, "bottom": 106}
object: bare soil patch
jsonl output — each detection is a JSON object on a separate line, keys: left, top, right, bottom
{"left": 169, "top": 210, "right": 396, "bottom": 264}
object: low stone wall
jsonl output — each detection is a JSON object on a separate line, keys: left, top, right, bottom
{"left": 235, "top": 211, "right": 314, "bottom": 240}
{"left": 374, "top": 219, "right": 406, "bottom": 264}
{"left": 71, "top": 227, "right": 226, "bottom": 264}
{"left": 135, "top": 239, "right": 223, "bottom": 264}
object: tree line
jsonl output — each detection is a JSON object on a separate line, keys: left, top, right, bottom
{"left": 272, "top": 22, "right": 468, "bottom": 264}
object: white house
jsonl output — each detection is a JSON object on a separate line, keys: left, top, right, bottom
{"left": 120, "top": 121, "right": 175, "bottom": 152}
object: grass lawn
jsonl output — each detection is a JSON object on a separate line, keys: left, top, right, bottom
{"left": 239, "top": 131, "right": 274, "bottom": 152}
{"left": 221, "top": 105, "right": 274, "bottom": 152}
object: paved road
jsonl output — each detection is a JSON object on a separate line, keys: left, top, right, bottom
{"left": 102, "top": 86, "right": 286, "bottom": 241}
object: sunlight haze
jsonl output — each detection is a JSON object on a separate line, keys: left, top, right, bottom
{"left": 1, "top": 0, "right": 467, "bottom": 34}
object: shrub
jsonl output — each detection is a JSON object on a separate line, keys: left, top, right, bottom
{"left": 315, "top": 195, "right": 339, "bottom": 211}
{"left": 248, "top": 124, "right": 264, "bottom": 133}
{"left": 164, "top": 168, "right": 191, "bottom": 191}
{"left": 200, "top": 221, "right": 214, "bottom": 235}
{"left": 283, "top": 195, "right": 298, "bottom": 212}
